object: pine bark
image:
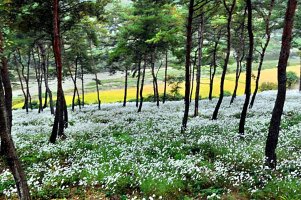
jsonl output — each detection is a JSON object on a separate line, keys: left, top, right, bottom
{"left": 265, "top": 0, "right": 297, "bottom": 169}
{"left": 138, "top": 55, "right": 147, "bottom": 112}
{"left": 209, "top": 35, "right": 220, "bottom": 101}
{"left": 238, "top": 0, "right": 254, "bottom": 135}
{"left": 69, "top": 57, "right": 81, "bottom": 111}
{"left": 81, "top": 64, "right": 85, "bottom": 107}
{"left": 212, "top": 0, "right": 236, "bottom": 120}
{"left": 32, "top": 47, "right": 44, "bottom": 113}
{"left": 123, "top": 67, "right": 128, "bottom": 107}
{"left": 151, "top": 53, "right": 159, "bottom": 107}
{"left": 230, "top": 7, "right": 247, "bottom": 105}
{"left": 40, "top": 44, "right": 54, "bottom": 114}
{"left": 163, "top": 51, "right": 168, "bottom": 103}
{"left": 0, "top": 30, "right": 31, "bottom": 200}
{"left": 136, "top": 60, "right": 141, "bottom": 107}
{"left": 249, "top": 0, "right": 275, "bottom": 108}
{"left": 181, "top": 0, "right": 194, "bottom": 133}
{"left": 50, "top": 0, "right": 68, "bottom": 143}
{"left": 194, "top": 14, "right": 204, "bottom": 117}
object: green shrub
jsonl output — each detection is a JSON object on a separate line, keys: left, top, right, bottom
{"left": 259, "top": 82, "right": 277, "bottom": 91}
{"left": 286, "top": 71, "right": 298, "bottom": 88}
{"left": 224, "top": 90, "right": 231, "bottom": 97}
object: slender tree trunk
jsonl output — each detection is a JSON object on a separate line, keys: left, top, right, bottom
{"left": 16, "top": 66, "right": 27, "bottom": 111}
{"left": 181, "top": 0, "right": 194, "bottom": 133}
{"left": 230, "top": 58, "right": 242, "bottom": 104}
{"left": 0, "top": 30, "right": 31, "bottom": 200}
{"left": 265, "top": 0, "right": 297, "bottom": 169}
{"left": 151, "top": 52, "right": 159, "bottom": 106}
{"left": 138, "top": 55, "right": 147, "bottom": 112}
{"left": 238, "top": 0, "right": 254, "bottom": 135}
{"left": 209, "top": 37, "right": 220, "bottom": 101}
{"left": 50, "top": 0, "right": 68, "bottom": 143}
{"left": 123, "top": 67, "right": 128, "bottom": 107}
{"left": 81, "top": 64, "right": 85, "bottom": 107}
{"left": 190, "top": 51, "right": 197, "bottom": 103}
{"left": 194, "top": 14, "right": 204, "bottom": 117}
{"left": 230, "top": 7, "right": 247, "bottom": 105}
{"left": 190, "top": 61, "right": 195, "bottom": 103}
{"left": 212, "top": 0, "right": 236, "bottom": 120}
{"left": 17, "top": 49, "right": 31, "bottom": 113}
{"left": 74, "top": 58, "right": 81, "bottom": 110}
{"left": 89, "top": 41, "right": 101, "bottom": 110}
{"left": 32, "top": 48, "right": 44, "bottom": 113}
{"left": 249, "top": 0, "right": 275, "bottom": 108}
{"left": 136, "top": 60, "right": 141, "bottom": 107}
{"left": 163, "top": 51, "right": 168, "bottom": 103}
{"left": 26, "top": 51, "right": 32, "bottom": 110}
{"left": 95, "top": 73, "right": 101, "bottom": 110}
{"left": 41, "top": 45, "right": 54, "bottom": 114}
{"left": 69, "top": 57, "right": 81, "bottom": 111}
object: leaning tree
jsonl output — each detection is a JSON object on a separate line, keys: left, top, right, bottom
{"left": 265, "top": 0, "right": 297, "bottom": 169}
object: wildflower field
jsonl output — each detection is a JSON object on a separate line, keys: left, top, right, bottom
{"left": 12, "top": 65, "right": 300, "bottom": 109}
{"left": 1, "top": 90, "right": 301, "bottom": 199}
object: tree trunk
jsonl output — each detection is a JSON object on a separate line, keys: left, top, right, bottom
{"left": 0, "top": 31, "right": 13, "bottom": 155}
{"left": 69, "top": 57, "right": 81, "bottom": 111}
{"left": 190, "top": 50, "right": 197, "bottom": 103}
{"left": 136, "top": 60, "right": 141, "bottom": 107}
{"left": 249, "top": 0, "right": 275, "bottom": 108}
{"left": 81, "top": 64, "right": 85, "bottom": 107}
{"left": 17, "top": 49, "right": 31, "bottom": 113}
{"left": 265, "top": 0, "right": 297, "bottom": 169}
{"left": 209, "top": 36, "right": 220, "bottom": 101}
{"left": 26, "top": 51, "right": 32, "bottom": 111}
{"left": 0, "top": 32, "right": 12, "bottom": 130}
{"left": 0, "top": 31, "right": 31, "bottom": 199}
{"left": 123, "top": 68, "right": 128, "bottom": 107}
{"left": 194, "top": 14, "right": 204, "bottom": 117}
{"left": 212, "top": 0, "right": 236, "bottom": 120}
{"left": 16, "top": 64, "right": 27, "bottom": 112}
{"left": 230, "top": 7, "right": 247, "bottom": 105}
{"left": 32, "top": 47, "right": 44, "bottom": 113}
{"left": 50, "top": 0, "right": 68, "bottom": 143}
{"left": 138, "top": 55, "right": 147, "bottom": 112}
{"left": 40, "top": 44, "right": 54, "bottom": 114}
{"left": 230, "top": 57, "right": 243, "bottom": 104}
{"left": 181, "top": 0, "right": 194, "bottom": 133}
{"left": 238, "top": 0, "right": 254, "bottom": 135}
{"left": 163, "top": 51, "right": 168, "bottom": 103}
{"left": 151, "top": 52, "right": 159, "bottom": 107}
{"left": 95, "top": 73, "right": 101, "bottom": 110}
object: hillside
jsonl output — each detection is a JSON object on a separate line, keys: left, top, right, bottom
{"left": 1, "top": 90, "right": 301, "bottom": 199}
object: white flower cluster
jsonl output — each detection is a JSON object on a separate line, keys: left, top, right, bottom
{"left": 1, "top": 90, "right": 301, "bottom": 199}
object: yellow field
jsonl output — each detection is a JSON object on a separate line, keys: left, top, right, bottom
{"left": 12, "top": 65, "right": 299, "bottom": 108}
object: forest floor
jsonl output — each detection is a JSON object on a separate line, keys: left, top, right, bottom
{"left": 1, "top": 90, "right": 301, "bottom": 199}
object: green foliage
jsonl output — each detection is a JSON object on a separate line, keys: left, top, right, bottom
{"left": 260, "top": 82, "right": 278, "bottom": 91}
{"left": 166, "top": 75, "right": 185, "bottom": 97}
{"left": 140, "top": 177, "right": 185, "bottom": 198}
{"left": 252, "top": 179, "right": 301, "bottom": 200}
{"left": 286, "top": 71, "right": 298, "bottom": 88}
{"left": 223, "top": 90, "right": 231, "bottom": 97}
